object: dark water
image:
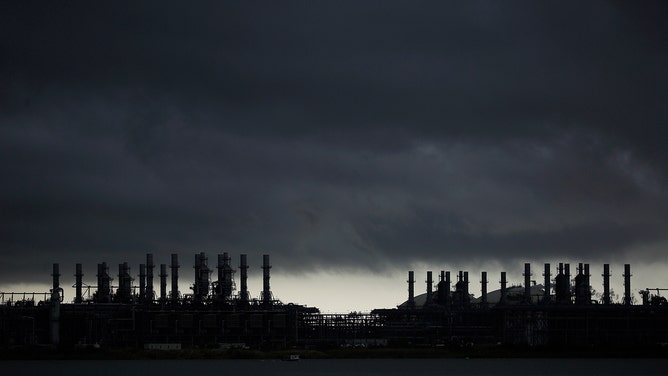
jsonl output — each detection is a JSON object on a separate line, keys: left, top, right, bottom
{"left": 2, "top": 358, "right": 667, "bottom": 375}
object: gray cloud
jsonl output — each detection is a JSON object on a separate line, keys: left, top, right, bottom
{"left": 1, "top": 2, "right": 668, "bottom": 287}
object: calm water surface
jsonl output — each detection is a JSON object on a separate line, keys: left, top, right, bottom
{"left": 2, "top": 359, "right": 667, "bottom": 376}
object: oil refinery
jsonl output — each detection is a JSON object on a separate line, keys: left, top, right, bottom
{"left": 1, "top": 253, "right": 668, "bottom": 351}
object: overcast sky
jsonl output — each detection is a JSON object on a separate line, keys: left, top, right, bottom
{"left": 2, "top": 2, "right": 668, "bottom": 312}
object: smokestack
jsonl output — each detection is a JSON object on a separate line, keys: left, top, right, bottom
{"left": 464, "top": 271, "right": 470, "bottom": 304}
{"left": 426, "top": 271, "right": 433, "bottom": 305}
{"left": 584, "top": 264, "right": 591, "bottom": 303}
{"left": 603, "top": 264, "right": 611, "bottom": 305}
{"left": 262, "top": 254, "right": 272, "bottom": 304}
{"left": 146, "top": 254, "right": 154, "bottom": 302}
{"left": 139, "top": 264, "right": 146, "bottom": 303}
{"left": 170, "top": 254, "right": 179, "bottom": 303}
{"left": 565, "top": 263, "right": 571, "bottom": 284}
{"left": 193, "top": 252, "right": 209, "bottom": 302}
{"left": 217, "top": 254, "right": 224, "bottom": 298}
{"left": 543, "top": 263, "right": 551, "bottom": 303}
{"left": 624, "top": 264, "right": 631, "bottom": 305}
{"left": 223, "top": 252, "right": 234, "bottom": 300}
{"left": 524, "top": 263, "right": 531, "bottom": 303}
{"left": 75, "top": 263, "right": 83, "bottom": 304}
{"left": 445, "top": 271, "right": 451, "bottom": 306}
{"left": 481, "top": 271, "right": 488, "bottom": 305}
{"left": 50, "top": 263, "right": 60, "bottom": 345}
{"left": 407, "top": 271, "right": 415, "bottom": 308}
{"left": 159, "top": 264, "right": 167, "bottom": 303}
{"left": 239, "top": 254, "right": 249, "bottom": 303}
{"left": 51, "top": 263, "right": 60, "bottom": 298}
{"left": 117, "top": 262, "right": 132, "bottom": 303}
{"left": 97, "top": 262, "right": 111, "bottom": 303}
{"left": 500, "top": 272, "right": 507, "bottom": 305}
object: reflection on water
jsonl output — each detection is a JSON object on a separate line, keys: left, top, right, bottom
{"left": 2, "top": 358, "right": 667, "bottom": 376}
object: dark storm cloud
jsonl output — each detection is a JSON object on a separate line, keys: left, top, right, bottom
{"left": 1, "top": 2, "right": 668, "bottom": 284}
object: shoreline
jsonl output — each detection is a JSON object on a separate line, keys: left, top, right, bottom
{"left": 2, "top": 345, "right": 668, "bottom": 360}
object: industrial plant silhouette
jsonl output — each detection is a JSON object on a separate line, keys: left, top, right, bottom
{"left": 1, "top": 253, "right": 668, "bottom": 353}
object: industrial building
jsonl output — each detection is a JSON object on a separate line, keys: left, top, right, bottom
{"left": 1, "top": 256, "right": 668, "bottom": 351}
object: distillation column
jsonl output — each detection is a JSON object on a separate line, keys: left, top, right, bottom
{"left": 239, "top": 254, "right": 249, "bottom": 304}
{"left": 170, "top": 253, "right": 179, "bottom": 304}
{"left": 146, "top": 253, "right": 154, "bottom": 303}
{"left": 500, "top": 272, "right": 507, "bottom": 305}
{"left": 139, "top": 264, "right": 146, "bottom": 303}
{"left": 407, "top": 271, "right": 415, "bottom": 308}
{"left": 159, "top": 264, "right": 167, "bottom": 304}
{"left": 261, "top": 254, "right": 273, "bottom": 305}
{"left": 97, "top": 262, "right": 111, "bottom": 303}
{"left": 543, "top": 263, "right": 551, "bottom": 303}
{"left": 426, "top": 271, "right": 433, "bottom": 305}
{"left": 481, "top": 271, "right": 488, "bottom": 306}
{"left": 602, "top": 263, "right": 611, "bottom": 305}
{"left": 524, "top": 263, "right": 531, "bottom": 303}
{"left": 50, "top": 263, "right": 61, "bottom": 345}
{"left": 624, "top": 264, "right": 632, "bottom": 305}
{"left": 75, "top": 263, "right": 83, "bottom": 304}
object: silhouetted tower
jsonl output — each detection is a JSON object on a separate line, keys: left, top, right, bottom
{"left": 193, "top": 252, "right": 210, "bottom": 303}
{"left": 96, "top": 262, "right": 111, "bottom": 303}
{"left": 50, "top": 263, "right": 61, "bottom": 345}
{"left": 523, "top": 263, "right": 531, "bottom": 303}
{"left": 602, "top": 263, "right": 611, "bottom": 305}
{"left": 159, "top": 264, "right": 167, "bottom": 304}
{"left": 146, "top": 253, "right": 154, "bottom": 302}
{"left": 463, "top": 271, "right": 470, "bottom": 304}
{"left": 500, "top": 272, "right": 507, "bottom": 305}
{"left": 624, "top": 264, "right": 632, "bottom": 305}
{"left": 426, "top": 271, "right": 433, "bottom": 305}
{"left": 407, "top": 271, "right": 415, "bottom": 308}
{"left": 239, "top": 254, "right": 249, "bottom": 304}
{"left": 575, "top": 263, "right": 589, "bottom": 305}
{"left": 437, "top": 270, "right": 448, "bottom": 305}
{"left": 170, "top": 254, "right": 179, "bottom": 304}
{"left": 222, "top": 252, "right": 235, "bottom": 301}
{"left": 117, "top": 262, "right": 132, "bottom": 303}
{"left": 74, "top": 263, "right": 83, "bottom": 304}
{"left": 481, "top": 271, "right": 488, "bottom": 306}
{"left": 261, "top": 254, "right": 273, "bottom": 305}
{"left": 555, "top": 263, "right": 570, "bottom": 304}
{"left": 139, "top": 264, "right": 146, "bottom": 303}
{"left": 543, "top": 263, "right": 551, "bottom": 303}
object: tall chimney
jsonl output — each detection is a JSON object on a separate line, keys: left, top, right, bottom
{"left": 481, "top": 271, "right": 488, "bottom": 305}
{"left": 51, "top": 263, "right": 60, "bottom": 299}
{"left": 543, "top": 263, "right": 551, "bottom": 303}
{"left": 97, "top": 262, "right": 111, "bottom": 303}
{"left": 239, "top": 254, "right": 249, "bottom": 303}
{"left": 159, "top": 264, "right": 167, "bottom": 303}
{"left": 426, "top": 271, "right": 433, "bottom": 305}
{"left": 170, "top": 253, "right": 179, "bottom": 303}
{"left": 524, "top": 263, "right": 531, "bottom": 303}
{"left": 50, "top": 263, "right": 60, "bottom": 345}
{"left": 75, "top": 263, "right": 83, "bottom": 304}
{"left": 624, "top": 264, "right": 632, "bottom": 305}
{"left": 463, "top": 271, "right": 470, "bottom": 304}
{"left": 584, "top": 264, "right": 591, "bottom": 303}
{"left": 139, "top": 263, "right": 146, "bottom": 303}
{"left": 407, "top": 271, "right": 415, "bottom": 308}
{"left": 445, "top": 271, "right": 451, "bottom": 306}
{"left": 146, "top": 253, "right": 154, "bottom": 302}
{"left": 262, "top": 254, "right": 272, "bottom": 304}
{"left": 602, "top": 264, "right": 611, "bottom": 305}
{"left": 223, "top": 252, "right": 234, "bottom": 300}
{"left": 217, "top": 254, "right": 224, "bottom": 298}
{"left": 500, "top": 272, "right": 507, "bottom": 305}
